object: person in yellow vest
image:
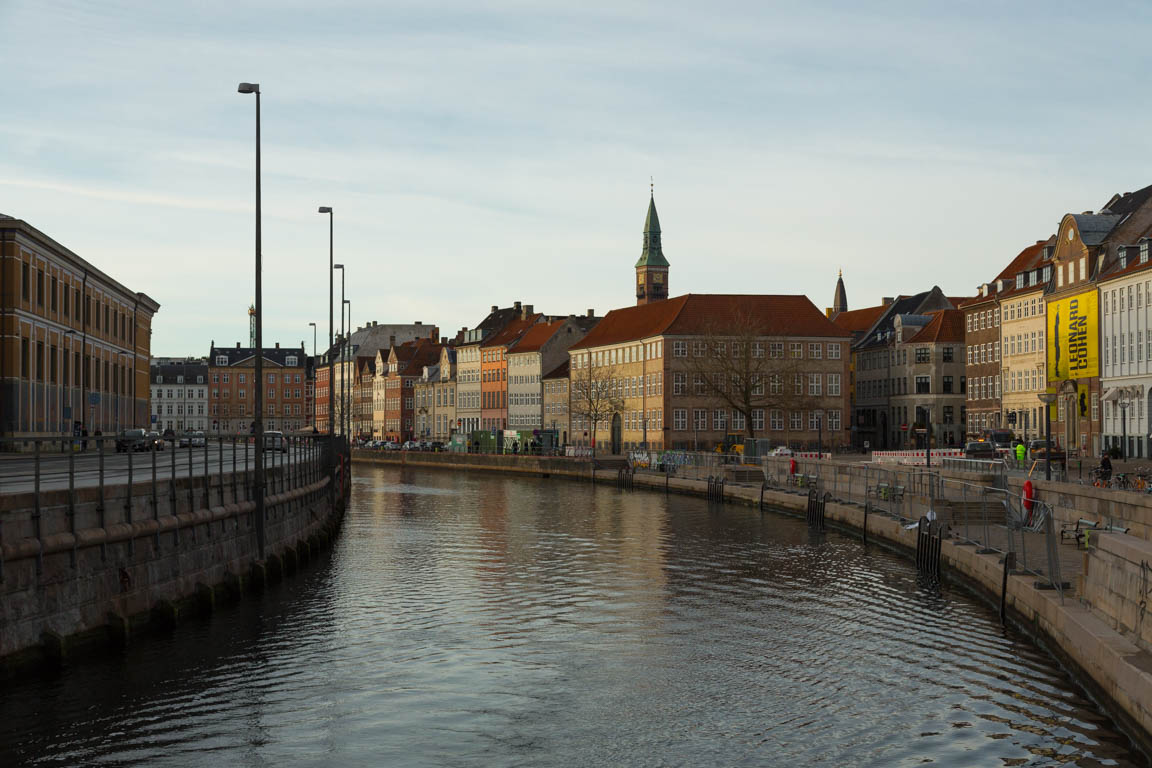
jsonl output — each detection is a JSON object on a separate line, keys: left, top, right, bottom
{"left": 1015, "top": 441, "right": 1025, "bottom": 467}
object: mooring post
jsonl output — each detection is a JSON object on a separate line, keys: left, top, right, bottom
{"left": 1000, "top": 551, "right": 1016, "bottom": 624}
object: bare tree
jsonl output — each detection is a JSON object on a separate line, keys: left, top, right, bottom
{"left": 570, "top": 359, "right": 625, "bottom": 458}
{"left": 682, "top": 312, "right": 819, "bottom": 442}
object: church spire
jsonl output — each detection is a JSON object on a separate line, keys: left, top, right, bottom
{"left": 635, "top": 191, "right": 670, "bottom": 305}
{"left": 831, "top": 270, "right": 848, "bottom": 317}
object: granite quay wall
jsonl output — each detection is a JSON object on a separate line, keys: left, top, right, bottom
{"left": 354, "top": 450, "right": 1152, "bottom": 755}
{"left": 353, "top": 449, "right": 596, "bottom": 479}
{"left": 0, "top": 443, "right": 350, "bottom": 676}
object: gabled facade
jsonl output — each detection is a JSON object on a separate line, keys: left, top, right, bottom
{"left": 455, "top": 303, "right": 527, "bottom": 435}
{"left": 480, "top": 310, "right": 541, "bottom": 431}
{"left": 998, "top": 240, "right": 1053, "bottom": 442}
{"left": 381, "top": 338, "right": 443, "bottom": 443}
{"left": 207, "top": 342, "right": 307, "bottom": 434}
{"left": 890, "top": 310, "right": 967, "bottom": 448}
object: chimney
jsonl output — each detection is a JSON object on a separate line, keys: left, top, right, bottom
{"left": 514, "top": 301, "right": 522, "bottom": 311}
{"left": 415, "top": 320, "right": 422, "bottom": 325}
{"left": 882, "top": 297, "right": 894, "bottom": 306}
{"left": 275, "top": 342, "right": 280, "bottom": 349}
{"left": 390, "top": 335, "right": 396, "bottom": 346}
{"left": 491, "top": 305, "right": 498, "bottom": 313}
{"left": 236, "top": 342, "right": 241, "bottom": 349}
{"left": 587, "top": 308, "right": 595, "bottom": 317}
{"left": 441, "top": 336, "right": 447, "bottom": 345}
{"left": 524, "top": 304, "right": 534, "bottom": 318}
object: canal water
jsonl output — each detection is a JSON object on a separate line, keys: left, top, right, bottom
{"left": 0, "top": 465, "right": 1146, "bottom": 766}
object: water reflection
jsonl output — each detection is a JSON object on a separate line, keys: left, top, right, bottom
{"left": 0, "top": 465, "right": 1144, "bottom": 767}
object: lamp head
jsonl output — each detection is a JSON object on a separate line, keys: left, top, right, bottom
{"left": 237, "top": 82, "right": 260, "bottom": 94}
{"left": 334, "top": 263, "right": 344, "bottom": 270}
{"left": 318, "top": 206, "right": 332, "bottom": 213}
{"left": 308, "top": 322, "right": 316, "bottom": 327}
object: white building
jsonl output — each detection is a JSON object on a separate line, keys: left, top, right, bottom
{"left": 508, "top": 315, "right": 599, "bottom": 431}
{"left": 1099, "top": 239, "right": 1152, "bottom": 458}
{"left": 150, "top": 358, "right": 209, "bottom": 433}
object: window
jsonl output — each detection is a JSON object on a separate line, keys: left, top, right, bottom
{"left": 915, "top": 347, "right": 929, "bottom": 363}
{"left": 808, "top": 373, "right": 821, "bottom": 395}
{"left": 828, "top": 373, "right": 841, "bottom": 396}
{"left": 809, "top": 411, "right": 821, "bottom": 430}
{"left": 36, "top": 269, "right": 44, "bottom": 306}
{"left": 942, "top": 375, "right": 953, "bottom": 394}
{"left": 216, "top": 355, "right": 228, "bottom": 366}
{"left": 770, "top": 410, "right": 783, "bottom": 431}
{"left": 794, "top": 374, "right": 803, "bottom": 395}
{"left": 789, "top": 411, "right": 803, "bottom": 430}
{"left": 943, "top": 406, "right": 954, "bottom": 424}
{"left": 693, "top": 409, "right": 707, "bottom": 430}
{"left": 753, "top": 409, "right": 765, "bottom": 431}
{"left": 752, "top": 342, "right": 764, "bottom": 358}
{"left": 808, "top": 342, "right": 822, "bottom": 359}
{"left": 915, "top": 376, "right": 930, "bottom": 394}
{"left": 692, "top": 340, "right": 706, "bottom": 357}
{"left": 673, "top": 409, "right": 687, "bottom": 430}
{"left": 942, "top": 347, "right": 953, "bottom": 363}
{"left": 827, "top": 410, "right": 841, "bottom": 431}
{"left": 673, "top": 340, "right": 687, "bottom": 357}
{"left": 770, "top": 375, "right": 782, "bottom": 395}
{"left": 827, "top": 343, "right": 840, "bottom": 360}
{"left": 285, "top": 355, "right": 298, "bottom": 367}
{"left": 770, "top": 342, "right": 784, "bottom": 359}
{"left": 790, "top": 342, "right": 803, "bottom": 359}
{"left": 713, "top": 410, "right": 727, "bottom": 430}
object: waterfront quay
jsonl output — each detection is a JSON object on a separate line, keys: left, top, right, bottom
{"left": 1, "top": 462, "right": 1146, "bottom": 766}
{"left": 0, "top": 434, "right": 349, "bottom": 678}
{"left": 356, "top": 448, "right": 1152, "bottom": 760}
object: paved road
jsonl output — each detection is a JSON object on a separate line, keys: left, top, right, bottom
{"left": 0, "top": 443, "right": 318, "bottom": 494}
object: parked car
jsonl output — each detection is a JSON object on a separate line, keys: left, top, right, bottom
{"left": 381, "top": 441, "right": 400, "bottom": 451}
{"left": 191, "top": 431, "right": 206, "bottom": 448}
{"left": 116, "top": 428, "right": 151, "bottom": 453}
{"left": 769, "top": 446, "right": 794, "bottom": 457}
{"left": 963, "top": 441, "right": 997, "bottom": 459}
{"left": 178, "top": 433, "right": 192, "bottom": 448}
{"left": 402, "top": 440, "right": 420, "bottom": 451}
{"left": 1028, "top": 439, "right": 1066, "bottom": 466}
{"left": 147, "top": 431, "right": 165, "bottom": 451}
{"left": 263, "top": 430, "right": 288, "bottom": 452}
{"left": 430, "top": 441, "right": 445, "bottom": 452}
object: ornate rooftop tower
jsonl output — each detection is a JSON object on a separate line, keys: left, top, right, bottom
{"left": 635, "top": 192, "right": 669, "bottom": 306}
{"left": 831, "top": 270, "right": 848, "bottom": 318}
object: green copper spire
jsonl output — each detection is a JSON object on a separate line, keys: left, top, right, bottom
{"left": 635, "top": 194, "right": 669, "bottom": 268}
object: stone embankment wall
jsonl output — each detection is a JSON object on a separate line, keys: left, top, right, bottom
{"left": 354, "top": 451, "right": 1152, "bottom": 755}
{"left": 0, "top": 460, "right": 346, "bottom": 675}
{"left": 354, "top": 450, "right": 594, "bottom": 479}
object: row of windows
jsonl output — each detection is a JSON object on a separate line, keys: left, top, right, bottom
{"left": 1104, "top": 282, "right": 1152, "bottom": 315}
{"left": 1104, "top": 331, "right": 1152, "bottom": 367}
{"left": 860, "top": 346, "right": 954, "bottom": 371}
{"left": 19, "top": 262, "right": 136, "bottom": 345}
{"left": 966, "top": 342, "right": 1000, "bottom": 365}
{"left": 211, "top": 372, "right": 302, "bottom": 384}
{"left": 966, "top": 308, "right": 1000, "bottom": 332}
{"left": 155, "top": 388, "right": 207, "bottom": 399}
{"left": 18, "top": 338, "right": 127, "bottom": 393}
{"left": 858, "top": 375, "right": 965, "bottom": 399}
{"left": 213, "top": 355, "right": 299, "bottom": 367}
{"left": 967, "top": 376, "right": 1002, "bottom": 401}
{"left": 1004, "top": 297, "right": 1044, "bottom": 321}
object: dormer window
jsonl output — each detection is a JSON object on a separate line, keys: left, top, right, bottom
{"left": 1016, "top": 274, "right": 1024, "bottom": 289}
{"left": 1142, "top": 241, "right": 1150, "bottom": 265}
{"left": 215, "top": 355, "right": 228, "bottom": 366}
{"left": 1042, "top": 265, "right": 1051, "bottom": 282}
{"left": 1119, "top": 246, "right": 1128, "bottom": 269}
{"left": 285, "top": 355, "right": 298, "bottom": 367}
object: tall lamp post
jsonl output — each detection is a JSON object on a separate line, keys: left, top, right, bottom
{"left": 333, "top": 263, "right": 345, "bottom": 438}
{"left": 308, "top": 322, "right": 316, "bottom": 360}
{"left": 1038, "top": 391, "right": 1057, "bottom": 481}
{"left": 237, "top": 81, "right": 265, "bottom": 558}
{"left": 318, "top": 207, "right": 333, "bottom": 439}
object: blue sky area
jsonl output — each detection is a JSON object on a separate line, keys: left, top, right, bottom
{"left": 2, "top": 0, "right": 1151, "bottom": 354}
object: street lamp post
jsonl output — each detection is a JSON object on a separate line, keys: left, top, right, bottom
{"left": 333, "top": 263, "right": 345, "bottom": 438}
{"left": 1038, "top": 391, "right": 1057, "bottom": 481}
{"left": 343, "top": 299, "right": 347, "bottom": 444}
{"left": 62, "top": 330, "right": 76, "bottom": 451}
{"left": 237, "top": 80, "right": 265, "bottom": 558}
{"left": 318, "top": 207, "right": 333, "bottom": 439}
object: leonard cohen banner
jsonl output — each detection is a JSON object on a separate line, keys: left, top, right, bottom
{"left": 1047, "top": 291, "right": 1098, "bottom": 381}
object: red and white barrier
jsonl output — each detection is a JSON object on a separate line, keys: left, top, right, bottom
{"left": 872, "top": 449, "right": 964, "bottom": 466}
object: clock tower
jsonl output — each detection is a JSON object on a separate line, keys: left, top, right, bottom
{"left": 635, "top": 193, "right": 669, "bottom": 306}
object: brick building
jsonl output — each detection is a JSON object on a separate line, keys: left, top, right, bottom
{"left": 207, "top": 342, "right": 307, "bottom": 434}
{"left": 1, "top": 214, "right": 160, "bottom": 440}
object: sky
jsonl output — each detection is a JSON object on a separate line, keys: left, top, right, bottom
{"left": 3, "top": 0, "right": 1152, "bottom": 356}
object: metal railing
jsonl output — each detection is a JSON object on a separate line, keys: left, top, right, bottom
{"left": 0, "top": 433, "right": 340, "bottom": 499}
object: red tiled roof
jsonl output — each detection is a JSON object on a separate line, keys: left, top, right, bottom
{"left": 481, "top": 314, "right": 541, "bottom": 347}
{"left": 905, "top": 309, "right": 964, "bottom": 344}
{"left": 570, "top": 294, "right": 850, "bottom": 350}
{"left": 832, "top": 305, "right": 886, "bottom": 332}
{"left": 511, "top": 319, "right": 565, "bottom": 353}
